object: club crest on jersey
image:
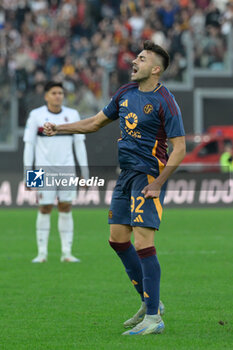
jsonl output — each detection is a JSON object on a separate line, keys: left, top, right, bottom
{"left": 64, "top": 116, "right": 69, "bottom": 122}
{"left": 144, "top": 104, "right": 153, "bottom": 114}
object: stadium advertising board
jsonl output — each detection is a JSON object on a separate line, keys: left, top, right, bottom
{"left": 0, "top": 169, "right": 232, "bottom": 208}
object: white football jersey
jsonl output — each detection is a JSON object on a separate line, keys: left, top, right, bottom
{"left": 23, "top": 105, "right": 85, "bottom": 166}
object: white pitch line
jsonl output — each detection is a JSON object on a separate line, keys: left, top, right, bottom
{"left": 159, "top": 250, "right": 217, "bottom": 255}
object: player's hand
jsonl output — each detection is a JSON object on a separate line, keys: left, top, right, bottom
{"left": 43, "top": 122, "right": 57, "bottom": 136}
{"left": 142, "top": 181, "right": 161, "bottom": 199}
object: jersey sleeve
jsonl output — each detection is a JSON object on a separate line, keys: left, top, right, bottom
{"left": 161, "top": 98, "right": 185, "bottom": 138}
{"left": 102, "top": 94, "right": 120, "bottom": 120}
{"left": 23, "top": 112, "right": 38, "bottom": 144}
{"left": 73, "top": 110, "right": 85, "bottom": 141}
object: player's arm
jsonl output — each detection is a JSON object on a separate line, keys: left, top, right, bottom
{"left": 142, "top": 136, "right": 186, "bottom": 199}
{"left": 23, "top": 112, "right": 37, "bottom": 167}
{"left": 73, "top": 135, "right": 89, "bottom": 180}
{"left": 23, "top": 142, "right": 35, "bottom": 190}
{"left": 23, "top": 142, "right": 35, "bottom": 167}
{"left": 44, "top": 111, "right": 112, "bottom": 136}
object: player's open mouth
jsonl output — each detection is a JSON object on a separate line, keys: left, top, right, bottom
{"left": 132, "top": 66, "right": 138, "bottom": 75}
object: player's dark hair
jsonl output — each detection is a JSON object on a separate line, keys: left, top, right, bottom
{"left": 44, "top": 81, "right": 64, "bottom": 92}
{"left": 143, "top": 40, "right": 170, "bottom": 71}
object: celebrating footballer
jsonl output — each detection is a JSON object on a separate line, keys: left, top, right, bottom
{"left": 44, "top": 40, "right": 186, "bottom": 336}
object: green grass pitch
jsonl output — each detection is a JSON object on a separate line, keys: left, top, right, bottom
{"left": 0, "top": 208, "right": 232, "bottom": 350}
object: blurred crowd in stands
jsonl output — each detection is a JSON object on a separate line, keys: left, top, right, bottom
{"left": 0, "top": 0, "right": 233, "bottom": 125}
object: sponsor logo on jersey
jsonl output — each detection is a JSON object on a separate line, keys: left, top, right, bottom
{"left": 125, "top": 113, "right": 138, "bottom": 129}
{"left": 144, "top": 104, "right": 153, "bottom": 114}
{"left": 120, "top": 99, "right": 128, "bottom": 107}
{"left": 64, "top": 116, "right": 69, "bottom": 122}
{"left": 124, "top": 112, "right": 141, "bottom": 139}
{"left": 26, "top": 169, "right": 45, "bottom": 188}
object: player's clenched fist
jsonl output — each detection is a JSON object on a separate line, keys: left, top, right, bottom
{"left": 43, "top": 122, "right": 57, "bottom": 136}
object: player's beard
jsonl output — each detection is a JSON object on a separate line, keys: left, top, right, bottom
{"left": 131, "top": 73, "right": 150, "bottom": 83}
{"left": 131, "top": 68, "right": 151, "bottom": 83}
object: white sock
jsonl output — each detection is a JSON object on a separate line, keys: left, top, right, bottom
{"left": 36, "top": 212, "right": 50, "bottom": 256}
{"left": 58, "top": 212, "right": 74, "bottom": 255}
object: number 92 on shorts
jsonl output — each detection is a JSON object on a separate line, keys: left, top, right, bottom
{"left": 108, "top": 169, "right": 166, "bottom": 230}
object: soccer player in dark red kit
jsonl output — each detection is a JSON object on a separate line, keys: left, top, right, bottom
{"left": 44, "top": 40, "right": 186, "bottom": 335}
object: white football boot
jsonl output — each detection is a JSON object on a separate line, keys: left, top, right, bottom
{"left": 122, "top": 314, "right": 165, "bottom": 335}
{"left": 60, "top": 254, "right": 80, "bottom": 262}
{"left": 31, "top": 254, "right": 47, "bottom": 263}
{"left": 123, "top": 300, "right": 165, "bottom": 328}
{"left": 159, "top": 300, "right": 165, "bottom": 316}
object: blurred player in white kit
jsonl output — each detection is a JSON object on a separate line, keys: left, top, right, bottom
{"left": 23, "top": 81, "right": 89, "bottom": 263}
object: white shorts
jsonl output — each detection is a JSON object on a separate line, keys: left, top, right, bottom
{"left": 37, "top": 190, "right": 77, "bottom": 205}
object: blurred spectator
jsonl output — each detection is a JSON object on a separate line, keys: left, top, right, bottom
{"left": 30, "top": 0, "right": 47, "bottom": 13}
{"left": 117, "top": 41, "right": 135, "bottom": 84}
{"left": 15, "top": 0, "right": 30, "bottom": 31}
{"left": 189, "top": 8, "right": 205, "bottom": 37}
{"left": 128, "top": 9, "right": 145, "bottom": 39}
{"left": 0, "top": 4, "right": 5, "bottom": 30}
{"left": 0, "top": 56, "right": 9, "bottom": 139}
{"left": 151, "top": 22, "right": 168, "bottom": 49}
{"left": 194, "top": 22, "right": 226, "bottom": 69}
{"left": 168, "top": 23, "right": 186, "bottom": 61}
{"left": 220, "top": 142, "right": 233, "bottom": 172}
{"left": 205, "top": 0, "right": 221, "bottom": 26}
{"left": 0, "top": 0, "right": 231, "bottom": 128}
{"left": 23, "top": 82, "right": 45, "bottom": 120}
{"left": 221, "top": 2, "right": 233, "bottom": 35}
{"left": 62, "top": 56, "right": 75, "bottom": 77}
{"left": 120, "top": 0, "right": 136, "bottom": 17}
{"left": 157, "top": 2, "right": 179, "bottom": 30}
{"left": 195, "top": 0, "right": 211, "bottom": 10}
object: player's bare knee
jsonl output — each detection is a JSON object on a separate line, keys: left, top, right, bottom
{"left": 134, "top": 238, "right": 155, "bottom": 251}
{"left": 134, "top": 238, "right": 144, "bottom": 251}
{"left": 133, "top": 226, "right": 155, "bottom": 250}
{"left": 58, "top": 202, "right": 72, "bottom": 212}
{"left": 39, "top": 205, "right": 53, "bottom": 214}
{"left": 110, "top": 224, "right": 132, "bottom": 243}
